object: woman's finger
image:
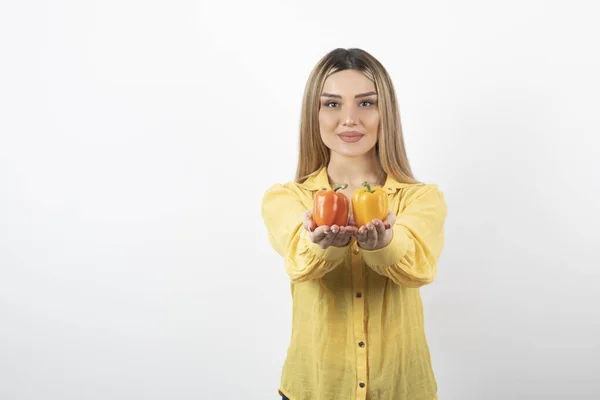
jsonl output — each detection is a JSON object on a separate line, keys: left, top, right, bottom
{"left": 343, "top": 231, "right": 354, "bottom": 246}
{"left": 310, "top": 225, "right": 329, "bottom": 242}
{"left": 302, "top": 210, "right": 310, "bottom": 230}
{"left": 383, "top": 210, "right": 396, "bottom": 230}
{"left": 304, "top": 209, "right": 318, "bottom": 232}
{"left": 330, "top": 231, "right": 347, "bottom": 247}
{"left": 343, "top": 225, "right": 358, "bottom": 235}
{"left": 366, "top": 222, "right": 378, "bottom": 246}
{"left": 355, "top": 225, "right": 368, "bottom": 243}
{"left": 373, "top": 219, "right": 386, "bottom": 237}
{"left": 323, "top": 225, "right": 340, "bottom": 247}
{"left": 322, "top": 227, "right": 338, "bottom": 248}
{"left": 303, "top": 209, "right": 312, "bottom": 231}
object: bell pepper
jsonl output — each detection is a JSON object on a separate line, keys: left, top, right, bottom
{"left": 351, "top": 182, "right": 389, "bottom": 228}
{"left": 313, "top": 184, "right": 350, "bottom": 227}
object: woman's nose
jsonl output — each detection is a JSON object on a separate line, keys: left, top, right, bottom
{"left": 343, "top": 107, "right": 357, "bottom": 126}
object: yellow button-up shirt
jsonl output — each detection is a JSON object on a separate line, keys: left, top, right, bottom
{"left": 261, "top": 167, "right": 448, "bottom": 400}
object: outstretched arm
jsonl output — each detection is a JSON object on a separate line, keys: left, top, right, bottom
{"left": 261, "top": 183, "right": 352, "bottom": 283}
{"left": 358, "top": 184, "right": 448, "bottom": 287}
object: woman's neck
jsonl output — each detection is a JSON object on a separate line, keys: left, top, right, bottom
{"left": 326, "top": 150, "right": 385, "bottom": 189}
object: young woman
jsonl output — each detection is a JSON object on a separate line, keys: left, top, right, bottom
{"left": 261, "top": 48, "right": 448, "bottom": 400}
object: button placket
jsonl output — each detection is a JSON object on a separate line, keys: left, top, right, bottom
{"left": 351, "top": 242, "right": 368, "bottom": 400}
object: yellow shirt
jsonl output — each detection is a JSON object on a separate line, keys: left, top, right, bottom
{"left": 261, "top": 166, "right": 448, "bottom": 400}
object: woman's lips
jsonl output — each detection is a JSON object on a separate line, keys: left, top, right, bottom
{"left": 338, "top": 133, "right": 364, "bottom": 143}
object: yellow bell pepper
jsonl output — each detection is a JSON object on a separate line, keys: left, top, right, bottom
{"left": 351, "top": 182, "right": 389, "bottom": 228}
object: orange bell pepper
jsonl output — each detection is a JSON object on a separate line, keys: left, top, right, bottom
{"left": 351, "top": 182, "right": 389, "bottom": 228}
{"left": 313, "top": 184, "right": 350, "bottom": 227}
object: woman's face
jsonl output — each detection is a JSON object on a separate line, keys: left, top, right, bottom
{"left": 318, "top": 69, "right": 380, "bottom": 158}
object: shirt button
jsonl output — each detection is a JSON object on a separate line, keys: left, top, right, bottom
{"left": 355, "top": 292, "right": 362, "bottom": 298}
{"left": 352, "top": 247, "right": 359, "bottom": 255}
{"left": 358, "top": 341, "right": 365, "bottom": 348}
{"left": 359, "top": 382, "right": 366, "bottom": 388}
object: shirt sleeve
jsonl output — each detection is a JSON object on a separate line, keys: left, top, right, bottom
{"left": 261, "top": 183, "right": 349, "bottom": 283}
{"left": 359, "top": 184, "right": 448, "bottom": 287}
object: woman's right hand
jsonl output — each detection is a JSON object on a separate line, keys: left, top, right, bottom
{"left": 303, "top": 209, "right": 357, "bottom": 249}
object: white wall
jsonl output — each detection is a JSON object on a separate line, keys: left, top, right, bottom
{"left": 1, "top": 1, "right": 599, "bottom": 399}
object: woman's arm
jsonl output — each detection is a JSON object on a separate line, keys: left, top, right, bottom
{"left": 359, "top": 184, "right": 448, "bottom": 287}
{"left": 261, "top": 183, "right": 349, "bottom": 283}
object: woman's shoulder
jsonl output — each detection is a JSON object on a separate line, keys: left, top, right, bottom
{"left": 397, "top": 182, "right": 447, "bottom": 210}
{"left": 261, "top": 179, "right": 316, "bottom": 210}
{"left": 263, "top": 180, "right": 309, "bottom": 195}
{"left": 401, "top": 182, "right": 443, "bottom": 193}
{"left": 264, "top": 168, "right": 327, "bottom": 195}
{"left": 386, "top": 174, "right": 442, "bottom": 194}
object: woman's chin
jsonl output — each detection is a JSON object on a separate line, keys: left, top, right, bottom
{"left": 330, "top": 146, "right": 372, "bottom": 158}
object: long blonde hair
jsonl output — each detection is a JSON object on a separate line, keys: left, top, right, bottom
{"left": 295, "top": 48, "right": 421, "bottom": 185}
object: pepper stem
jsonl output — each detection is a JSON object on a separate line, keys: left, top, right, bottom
{"left": 333, "top": 183, "right": 348, "bottom": 192}
{"left": 362, "top": 181, "right": 375, "bottom": 193}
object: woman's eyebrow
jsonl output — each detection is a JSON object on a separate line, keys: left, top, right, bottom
{"left": 321, "top": 91, "right": 377, "bottom": 99}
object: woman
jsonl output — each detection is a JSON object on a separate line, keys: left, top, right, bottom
{"left": 261, "top": 48, "right": 448, "bottom": 400}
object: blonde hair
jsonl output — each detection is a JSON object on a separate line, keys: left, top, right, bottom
{"left": 295, "top": 48, "right": 421, "bottom": 184}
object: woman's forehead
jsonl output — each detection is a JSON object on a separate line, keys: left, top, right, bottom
{"left": 322, "top": 70, "right": 376, "bottom": 95}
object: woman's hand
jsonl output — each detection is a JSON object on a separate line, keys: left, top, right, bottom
{"left": 303, "top": 209, "right": 358, "bottom": 249}
{"left": 353, "top": 210, "right": 396, "bottom": 251}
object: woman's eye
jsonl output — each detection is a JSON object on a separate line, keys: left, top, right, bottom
{"left": 322, "top": 100, "right": 376, "bottom": 108}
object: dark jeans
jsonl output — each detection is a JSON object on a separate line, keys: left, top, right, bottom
{"left": 282, "top": 395, "right": 289, "bottom": 400}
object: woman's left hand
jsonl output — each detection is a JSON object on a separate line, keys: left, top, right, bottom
{"left": 352, "top": 210, "right": 396, "bottom": 251}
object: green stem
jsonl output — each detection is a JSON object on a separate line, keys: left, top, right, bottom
{"left": 362, "top": 181, "right": 375, "bottom": 193}
{"left": 333, "top": 183, "right": 348, "bottom": 192}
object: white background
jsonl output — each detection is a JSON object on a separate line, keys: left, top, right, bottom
{"left": 1, "top": 1, "right": 599, "bottom": 399}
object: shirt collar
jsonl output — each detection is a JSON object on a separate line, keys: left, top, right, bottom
{"left": 298, "top": 166, "right": 414, "bottom": 193}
